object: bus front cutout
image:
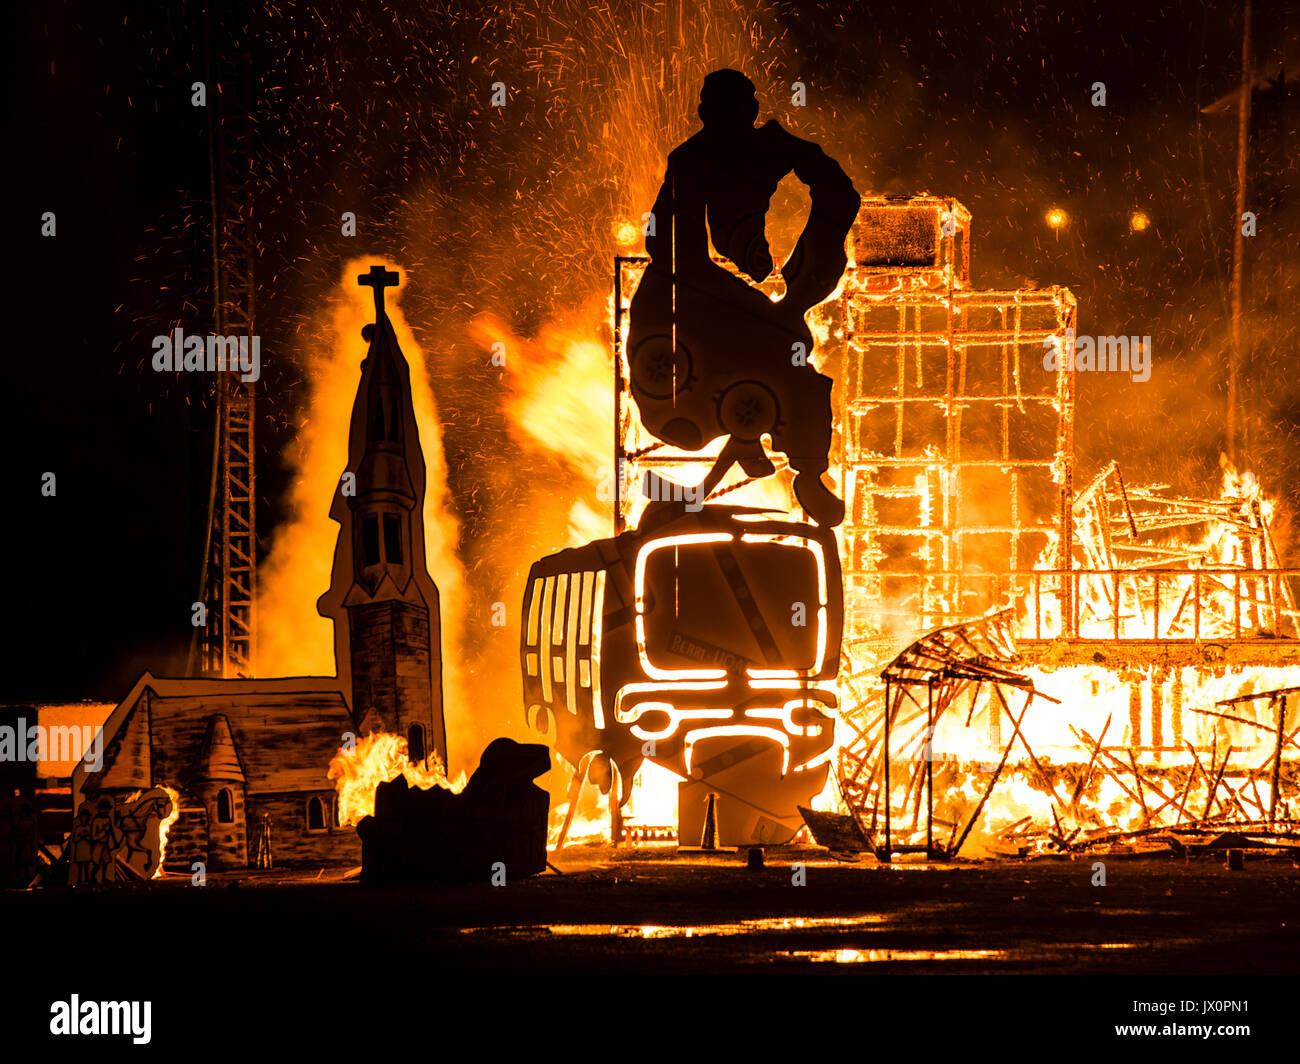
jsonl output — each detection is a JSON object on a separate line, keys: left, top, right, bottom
{"left": 521, "top": 500, "right": 842, "bottom": 846}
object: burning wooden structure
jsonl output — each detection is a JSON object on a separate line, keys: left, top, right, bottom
{"left": 838, "top": 611, "right": 1298, "bottom": 859}
{"left": 835, "top": 196, "right": 1075, "bottom": 644}
{"left": 825, "top": 198, "right": 1299, "bottom": 858}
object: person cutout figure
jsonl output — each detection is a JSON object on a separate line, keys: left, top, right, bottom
{"left": 68, "top": 804, "right": 93, "bottom": 887}
{"left": 627, "top": 68, "right": 860, "bottom": 526}
{"left": 88, "top": 796, "right": 120, "bottom": 885}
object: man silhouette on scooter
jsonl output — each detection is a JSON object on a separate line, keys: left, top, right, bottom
{"left": 627, "top": 68, "right": 860, "bottom": 526}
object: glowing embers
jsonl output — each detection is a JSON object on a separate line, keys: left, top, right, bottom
{"left": 460, "top": 913, "right": 891, "bottom": 938}
{"left": 849, "top": 195, "right": 971, "bottom": 289}
{"left": 788, "top": 948, "right": 1006, "bottom": 964}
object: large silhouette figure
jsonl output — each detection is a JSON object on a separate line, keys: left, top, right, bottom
{"left": 627, "top": 69, "right": 860, "bottom": 526}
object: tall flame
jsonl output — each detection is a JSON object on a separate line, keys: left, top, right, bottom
{"left": 153, "top": 785, "right": 181, "bottom": 878}
{"left": 474, "top": 303, "right": 616, "bottom": 548}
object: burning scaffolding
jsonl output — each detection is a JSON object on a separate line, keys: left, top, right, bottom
{"left": 834, "top": 196, "right": 1075, "bottom": 650}
{"left": 824, "top": 196, "right": 1299, "bottom": 858}
{"left": 837, "top": 609, "right": 1057, "bottom": 859}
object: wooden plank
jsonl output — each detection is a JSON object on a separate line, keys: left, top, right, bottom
{"left": 798, "top": 806, "right": 871, "bottom": 853}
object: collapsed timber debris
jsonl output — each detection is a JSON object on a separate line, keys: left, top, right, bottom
{"left": 827, "top": 610, "right": 1298, "bottom": 861}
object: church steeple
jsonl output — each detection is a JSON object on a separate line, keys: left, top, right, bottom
{"left": 349, "top": 273, "right": 416, "bottom": 600}
{"left": 317, "top": 266, "right": 447, "bottom": 767}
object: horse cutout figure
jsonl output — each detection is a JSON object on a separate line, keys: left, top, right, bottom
{"left": 67, "top": 788, "right": 174, "bottom": 887}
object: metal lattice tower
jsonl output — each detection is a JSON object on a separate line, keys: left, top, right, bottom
{"left": 191, "top": 35, "right": 257, "bottom": 679}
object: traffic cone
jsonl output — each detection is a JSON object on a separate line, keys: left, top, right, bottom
{"left": 699, "top": 793, "right": 719, "bottom": 851}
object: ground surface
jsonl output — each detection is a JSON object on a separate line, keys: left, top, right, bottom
{"left": 9, "top": 846, "right": 1295, "bottom": 1050}
{"left": 11, "top": 845, "right": 1299, "bottom": 975}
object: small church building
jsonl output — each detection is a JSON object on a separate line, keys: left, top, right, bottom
{"left": 72, "top": 676, "right": 358, "bottom": 869}
{"left": 72, "top": 266, "right": 447, "bottom": 871}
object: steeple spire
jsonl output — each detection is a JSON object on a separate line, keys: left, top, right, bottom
{"left": 358, "top": 265, "right": 399, "bottom": 318}
{"left": 317, "top": 264, "right": 447, "bottom": 766}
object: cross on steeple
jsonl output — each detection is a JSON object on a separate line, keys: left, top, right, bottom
{"left": 358, "top": 265, "right": 399, "bottom": 318}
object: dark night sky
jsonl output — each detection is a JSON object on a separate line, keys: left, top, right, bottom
{"left": 7, "top": 0, "right": 1296, "bottom": 703}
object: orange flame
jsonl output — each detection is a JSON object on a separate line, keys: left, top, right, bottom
{"left": 153, "top": 785, "right": 181, "bottom": 878}
{"left": 473, "top": 303, "right": 616, "bottom": 548}
{"left": 328, "top": 732, "right": 466, "bottom": 828}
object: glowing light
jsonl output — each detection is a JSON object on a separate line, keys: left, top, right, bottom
{"left": 746, "top": 700, "right": 835, "bottom": 741}
{"left": 590, "top": 570, "right": 606, "bottom": 729}
{"left": 1046, "top": 207, "right": 1068, "bottom": 230}
{"left": 614, "top": 681, "right": 728, "bottom": 724}
{"left": 614, "top": 219, "right": 640, "bottom": 246}
{"left": 1129, "top": 211, "right": 1150, "bottom": 232}
{"left": 630, "top": 707, "right": 732, "bottom": 741}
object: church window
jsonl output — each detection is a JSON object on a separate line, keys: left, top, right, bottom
{"left": 362, "top": 514, "right": 381, "bottom": 566}
{"left": 372, "top": 400, "right": 387, "bottom": 441}
{"left": 216, "top": 787, "right": 234, "bottom": 824}
{"left": 407, "top": 722, "right": 426, "bottom": 764}
{"left": 383, "top": 513, "right": 403, "bottom": 565}
{"left": 307, "top": 796, "right": 327, "bottom": 832}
